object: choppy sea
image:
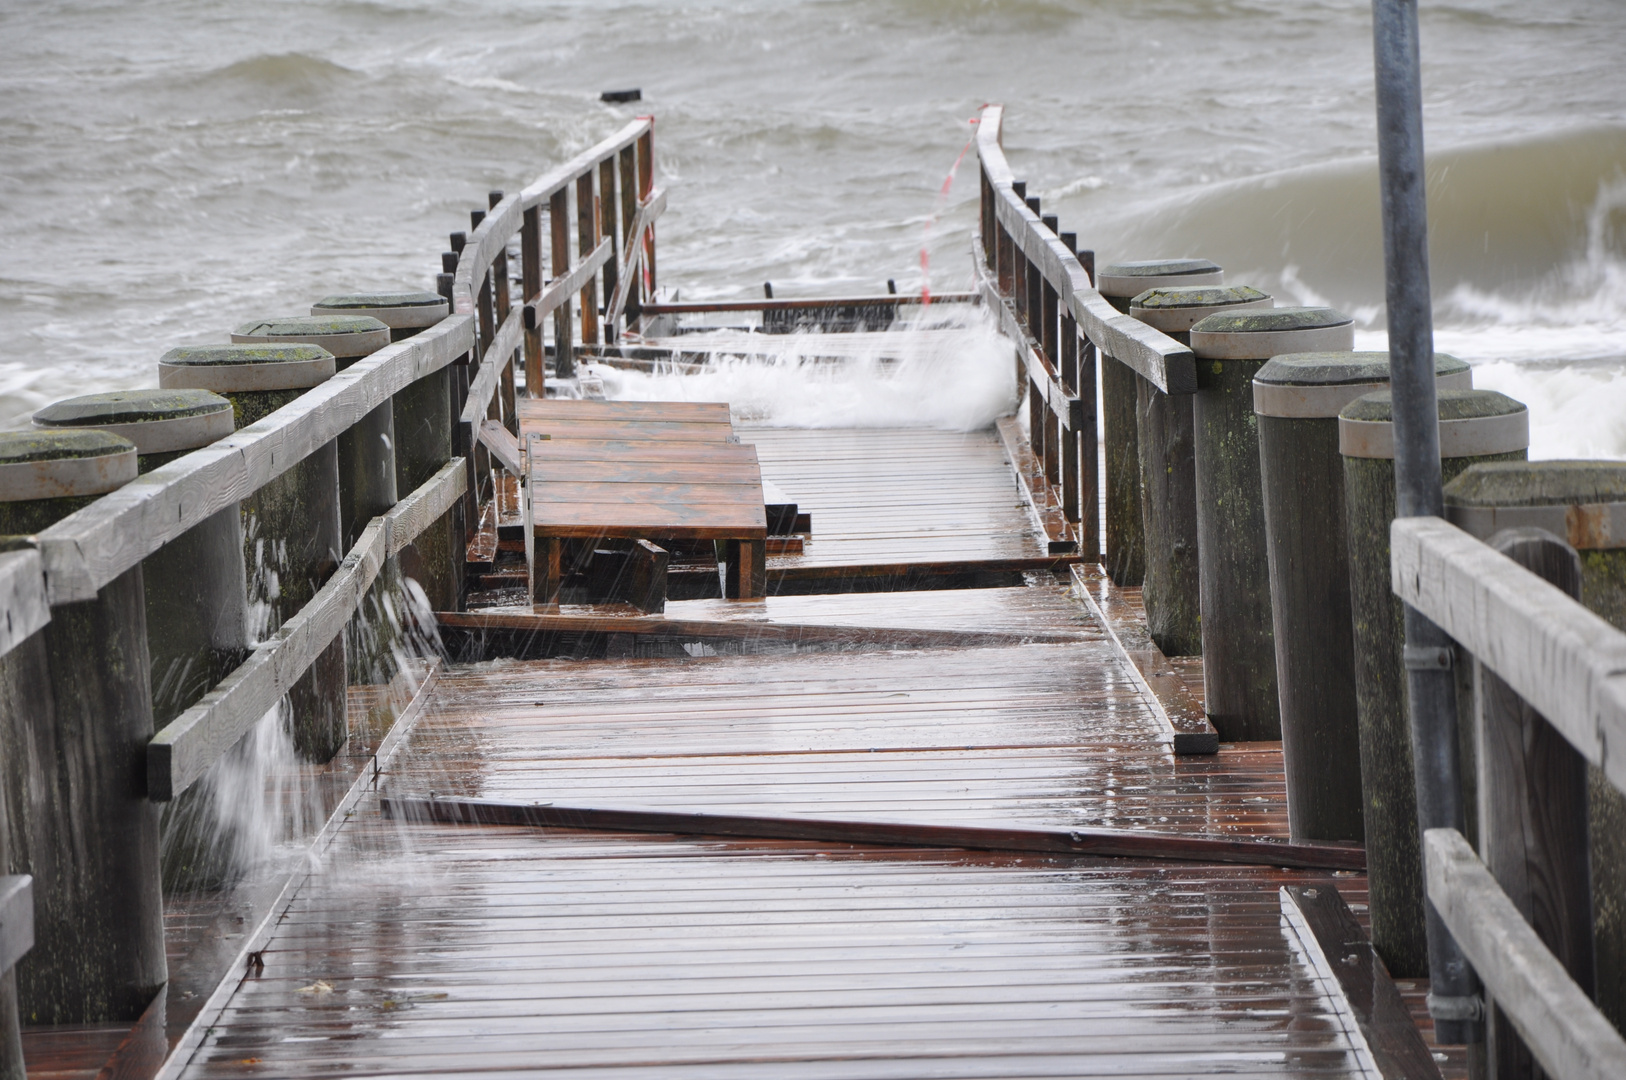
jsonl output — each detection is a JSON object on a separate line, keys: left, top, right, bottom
{"left": 3, "top": 0, "right": 1624, "bottom": 456}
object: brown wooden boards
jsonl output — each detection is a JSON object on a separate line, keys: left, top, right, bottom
{"left": 166, "top": 824, "right": 1383, "bottom": 1079}
{"left": 519, "top": 401, "right": 769, "bottom": 600}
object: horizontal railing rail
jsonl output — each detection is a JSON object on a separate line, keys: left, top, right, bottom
{"left": 1393, "top": 515, "right": 1626, "bottom": 1076}
{"left": 1391, "top": 517, "right": 1626, "bottom": 794}
{"left": 33, "top": 314, "right": 475, "bottom": 607}
{"left": 147, "top": 459, "right": 466, "bottom": 800}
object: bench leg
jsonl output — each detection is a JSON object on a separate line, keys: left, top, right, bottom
{"left": 724, "top": 539, "right": 767, "bottom": 600}
{"left": 532, "top": 536, "right": 562, "bottom": 607}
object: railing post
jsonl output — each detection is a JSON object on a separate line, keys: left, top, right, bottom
{"left": 163, "top": 342, "right": 349, "bottom": 763}
{"left": 598, "top": 157, "right": 621, "bottom": 344}
{"left": 521, "top": 207, "right": 544, "bottom": 394}
{"left": 1129, "top": 284, "right": 1270, "bottom": 661}
{"left": 1340, "top": 386, "right": 1529, "bottom": 979}
{"left": 619, "top": 145, "right": 640, "bottom": 324}
{"left": 637, "top": 126, "right": 656, "bottom": 294}
{"left": 549, "top": 188, "right": 574, "bottom": 379}
{"left": 1443, "top": 459, "right": 1626, "bottom": 1040}
{"left": 576, "top": 174, "right": 601, "bottom": 347}
{"left": 489, "top": 192, "right": 519, "bottom": 433}
{"left": 0, "top": 431, "right": 165, "bottom": 1026}
{"left": 1474, "top": 528, "right": 1596, "bottom": 1076}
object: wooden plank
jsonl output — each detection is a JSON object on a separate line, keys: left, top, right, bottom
{"left": 531, "top": 482, "right": 763, "bottom": 506}
{"left": 383, "top": 796, "right": 1364, "bottom": 871}
{"left": 520, "top": 399, "right": 732, "bottom": 423}
{"left": 459, "top": 305, "right": 524, "bottom": 432}
{"left": 606, "top": 187, "right": 667, "bottom": 326}
{"left": 1425, "top": 827, "right": 1626, "bottom": 1080}
{"left": 479, "top": 419, "right": 524, "bottom": 475}
{"left": 1071, "top": 564, "right": 1218, "bottom": 755}
{"left": 519, "top": 421, "right": 738, "bottom": 442}
{"left": 0, "top": 874, "right": 33, "bottom": 976}
{"left": 36, "top": 314, "right": 474, "bottom": 604}
{"left": 525, "top": 236, "right": 612, "bottom": 326}
{"left": 531, "top": 459, "right": 766, "bottom": 484}
{"left": 527, "top": 439, "right": 760, "bottom": 464}
{"left": 1281, "top": 883, "right": 1442, "bottom": 1079}
{"left": 145, "top": 460, "right": 465, "bottom": 801}
{"left": 0, "top": 547, "right": 48, "bottom": 661}
{"left": 437, "top": 608, "right": 1089, "bottom": 650}
{"left": 637, "top": 294, "right": 979, "bottom": 315}
{"left": 1390, "top": 516, "right": 1626, "bottom": 796}
{"left": 535, "top": 504, "right": 766, "bottom": 537}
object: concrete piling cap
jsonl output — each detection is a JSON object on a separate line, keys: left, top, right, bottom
{"left": 1189, "top": 306, "right": 1355, "bottom": 360}
{"left": 32, "top": 389, "right": 235, "bottom": 455}
{"left": 1130, "top": 284, "right": 1272, "bottom": 333}
{"left": 1098, "top": 258, "right": 1223, "bottom": 298}
{"left": 158, "top": 343, "right": 337, "bottom": 393}
{"left": 1445, "top": 460, "right": 1626, "bottom": 549}
{"left": 1253, "top": 352, "right": 1471, "bottom": 419}
{"left": 1338, "top": 388, "right": 1528, "bottom": 460}
{"left": 231, "top": 314, "right": 391, "bottom": 359}
{"left": 0, "top": 428, "right": 138, "bottom": 502}
{"left": 311, "top": 292, "right": 449, "bottom": 330}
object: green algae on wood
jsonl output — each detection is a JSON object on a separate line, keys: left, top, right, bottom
{"left": 1341, "top": 388, "right": 1528, "bottom": 978}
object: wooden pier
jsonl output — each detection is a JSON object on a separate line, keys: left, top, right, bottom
{"left": 7, "top": 103, "right": 1626, "bottom": 1080}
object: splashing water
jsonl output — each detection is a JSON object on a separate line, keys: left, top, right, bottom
{"left": 589, "top": 306, "right": 1015, "bottom": 430}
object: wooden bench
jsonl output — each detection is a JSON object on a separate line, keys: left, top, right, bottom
{"left": 518, "top": 400, "right": 768, "bottom": 603}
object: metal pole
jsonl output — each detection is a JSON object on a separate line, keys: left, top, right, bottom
{"left": 1370, "top": 0, "right": 1482, "bottom": 1046}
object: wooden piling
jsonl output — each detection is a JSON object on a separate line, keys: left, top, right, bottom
{"left": 1187, "top": 307, "right": 1354, "bottom": 741}
{"left": 1340, "top": 387, "right": 1529, "bottom": 976}
{"left": 1443, "top": 459, "right": 1626, "bottom": 1037}
{"left": 160, "top": 344, "right": 349, "bottom": 763}
{"left": 234, "top": 317, "right": 402, "bottom": 687}
{"left": 1128, "top": 285, "right": 1271, "bottom": 656}
{"left": 0, "top": 430, "right": 167, "bottom": 1025}
{"left": 1096, "top": 260, "right": 1222, "bottom": 588}
{"left": 33, "top": 389, "right": 262, "bottom": 894}
{"left": 1253, "top": 353, "right": 1471, "bottom": 844}
{"left": 313, "top": 293, "right": 462, "bottom": 615}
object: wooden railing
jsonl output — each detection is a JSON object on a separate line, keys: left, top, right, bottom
{"left": 972, "top": 104, "right": 1196, "bottom": 556}
{"left": 1393, "top": 516, "right": 1626, "bottom": 1078}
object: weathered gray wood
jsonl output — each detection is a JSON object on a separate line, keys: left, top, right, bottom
{"left": 605, "top": 188, "right": 667, "bottom": 327}
{"left": 0, "top": 873, "right": 25, "bottom": 1080}
{"left": 1102, "top": 355, "right": 1145, "bottom": 588}
{"left": 1391, "top": 516, "right": 1626, "bottom": 799}
{"left": 1426, "top": 827, "right": 1626, "bottom": 1080}
{"left": 0, "top": 551, "right": 48, "bottom": 661}
{"left": 1476, "top": 528, "right": 1595, "bottom": 1078}
{"left": 527, "top": 237, "right": 613, "bottom": 329}
{"left": 972, "top": 260, "right": 1084, "bottom": 429}
{"left": 146, "top": 458, "right": 467, "bottom": 801}
{"left": 0, "top": 876, "right": 29, "bottom": 979}
{"left": 1136, "top": 375, "right": 1201, "bottom": 656}
{"left": 478, "top": 419, "right": 523, "bottom": 475}
{"left": 35, "top": 315, "right": 474, "bottom": 605}
{"left": 1348, "top": 391, "right": 1528, "bottom": 977}
{"left": 1443, "top": 460, "right": 1626, "bottom": 1042}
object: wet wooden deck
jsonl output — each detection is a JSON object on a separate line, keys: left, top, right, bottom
{"left": 24, "top": 422, "right": 1463, "bottom": 1079}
